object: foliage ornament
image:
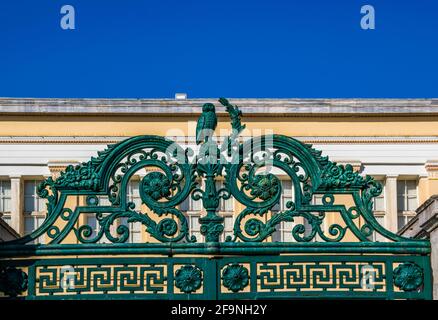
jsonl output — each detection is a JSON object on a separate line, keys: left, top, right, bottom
{"left": 393, "top": 262, "right": 424, "bottom": 292}
{"left": 0, "top": 98, "right": 432, "bottom": 300}
{"left": 0, "top": 267, "right": 28, "bottom": 297}
{"left": 141, "top": 171, "right": 172, "bottom": 200}
{"left": 174, "top": 265, "right": 203, "bottom": 294}
{"left": 1, "top": 97, "right": 424, "bottom": 246}
{"left": 221, "top": 264, "right": 250, "bottom": 293}
{"left": 249, "top": 174, "right": 281, "bottom": 201}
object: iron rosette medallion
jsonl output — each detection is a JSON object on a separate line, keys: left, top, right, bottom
{"left": 393, "top": 262, "right": 424, "bottom": 292}
{"left": 174, "top": 265, "right": 203, "bottom": 294}
{"left": 221, "top": 263, "right": 250, "bottom": 293}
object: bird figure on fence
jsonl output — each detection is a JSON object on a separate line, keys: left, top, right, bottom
{"left": 196, "top": 103, "right": 217, "bottom": 145}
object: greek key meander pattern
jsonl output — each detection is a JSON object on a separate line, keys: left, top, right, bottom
{"left": 256, "top": 262, "right": 386, "bottom": 292}
{"left": 33, "top": 261, "right": 390, "bottom": 297}
{"left": 36, "top": 264, "right": 167, "bottom": 296}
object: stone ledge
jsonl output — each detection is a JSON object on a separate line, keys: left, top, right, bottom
{"left": 1, "top": 98, "right": 438, "bottom": 116}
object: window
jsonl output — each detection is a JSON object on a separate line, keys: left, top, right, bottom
{"left": 119, "top": 218, "right": 142, "bottom": 243}
{"left": 366, "top": 179, "right": 386, "bottom": 241}
{"left": 272, "top": 192, "right": 322, "bottom": 242}
{"left": 119, "top": 180, "right": 142, "bottom": 243}
{"left": 24, "top": 180, "right": 46, "bottom": 213}
{"left": 24, "top": 180, "right": 46, "bottom": 244}
{"left": 95, "top": 179, "right": 141, "bottom": 207}
{"left": 397, "top": 180, "right": 418, "bottom": 229}
{"left": 84, "top": 180, "right": 143, "bottom": 244}
{"left": 180, "top": 181, "right": 203, "bottom": 241}
{"left": 0, "top": 180, "right": 11, "bottom": 226}
{"left": 372, "top": 180, "right": 385, "bottom": 212}
{"left": 397, "top": 180, "right": 417, "bottom": 212}
{"left": 222, "top": 215, "right": 234, "bottom": 241}
{"left": 84, "top": 214, "right": 111, "bottom": 244}
{"left": 216, "top": 181, "right": 234, "bottom": 212}
{"left": 180, "top": 193, "right": 202, "bottom": 212}
{"left": 370, "top": 215, "right": 385, "bottom": 242}
{"left": 187, "top": 213, "right": 202, "bottom": 242}
{"left": 179, "top": 180, "right": 234, "bottom": 242}
{"left": 272, "top": 220, "right": 294, "bottom": 242}
{"left": 272, "top": 180, "right": 294, "bottom": 242}
{"left": 216, "top": 181, "right": 234, "bottom": 241}
{"left": 24, "top": 216, "right": 46, "bottom": 241}
{"left": 127, "top": 180, "right": 142, "bottom": 209}
{"left": 97, "top": 195, "right": 111, "bottom": 206}
{"left": 301, "top": 194, "right": 323, "bottom": 242}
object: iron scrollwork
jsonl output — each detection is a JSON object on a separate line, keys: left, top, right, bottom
{"left": 3, "top": 98, "right": 420, "bottom": 246}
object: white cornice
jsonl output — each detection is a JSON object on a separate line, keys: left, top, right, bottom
{"left": 1, "top": 98, "right": 438, "bottom": 116}
{"left": 1, "top": 136, "right": 438, "bottom": 144}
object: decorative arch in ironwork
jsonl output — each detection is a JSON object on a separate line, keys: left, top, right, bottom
{"left": 0, "top": 98, "right": 432, "bottom": 300}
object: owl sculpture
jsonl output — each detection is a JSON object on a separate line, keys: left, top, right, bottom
{"left": 196, "top": 103, "right": 217, "bottom": 145}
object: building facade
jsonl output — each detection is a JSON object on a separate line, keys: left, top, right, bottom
{"left": 1, "top": 98, "right": 438, "bottom": 243}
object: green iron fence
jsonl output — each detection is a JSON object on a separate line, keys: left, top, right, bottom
{"left": 0, "top": 98, "right": 432, "bottom": 300}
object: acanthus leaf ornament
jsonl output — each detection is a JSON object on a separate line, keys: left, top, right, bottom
{"left": 41, "top": 143, "right": 117, "bottom": 192}
{"left": 8, "top": 98, "right": 417, "bottom": 246}
{"left": 249, "top": 173, "right": 281, "bottom": 201}
{"left": 0, "top": 98, "right": 432, "bottom": 301}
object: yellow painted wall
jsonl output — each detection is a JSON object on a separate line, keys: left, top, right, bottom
{"left": 3, "top": 112, "right": 438, "bottom": 243}
{"left": 2, "top": 115, "right": 438, "bottom": 137}
{"left": 419, "top": 177, "right": 438, "bottom": 205}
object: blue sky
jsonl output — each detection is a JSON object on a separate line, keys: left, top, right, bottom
{"left": 0, "top": 0, "right": 437, "bottom": 98}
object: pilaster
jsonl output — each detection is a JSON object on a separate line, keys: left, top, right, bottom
{"left": 9, "top": 175, "right": 24, "bottom": 235}
{"left": 384, "top": 175, "right": 398, "bottom": 233}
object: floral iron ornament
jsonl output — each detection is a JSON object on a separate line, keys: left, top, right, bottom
{"left": 0, "top": 267, "right": 28, "bottom": 297}
{"left": 141, "top": 172, "right": 172, "bottom": 201}
{"left": 222, "top": 264, "right": 250, "bottom": 293}
{"left": 3, "top": 98, "right": 423, "bottom": 246}
{"left": 174, "top": 265, "right": 203, "bottom": 294}
{"left": 0, "top": 98, "right": 432, "bottom": 301}
{"left": 393, "top": 262, "right": 424, "bottom": 292}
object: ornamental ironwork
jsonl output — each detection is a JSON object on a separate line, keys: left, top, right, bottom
{"left": 221, "top": 264, "right": 249, "bottom": 293}
{"left": 5, "top": 98, "right": 410, "bottom": 245}
{"left": 174, "top": 265, "right": 203, "bottom": 294}
{"left": 393, "top": 262, "right": 424, "bottom": 292}
{"left": 0, "top": 98, "right": 432, "bottom": 300}
{"left": 0, "top": 266, "right": 28, "bottom": 297}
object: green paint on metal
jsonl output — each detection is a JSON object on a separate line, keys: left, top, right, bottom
{"left": 393, "top": 262, "right": 424, "bottom": 292}
{"left": 0, "top": 98, "right": 432, "bottom": 300}
{"left": 221, "top": 263, "right": 250, "bottom": 293}
{"left": 0, "top": 255, "right": 431, "bottom": 300}
{"left": 175, "top": 265, "right": 203, "bottom": 294}
{"left": 0, "top": 266, "right": 28, "bottom": 297}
